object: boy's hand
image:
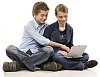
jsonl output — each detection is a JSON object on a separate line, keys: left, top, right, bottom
{"left": 61, "top": 45, "right": 70, "bottom": 53}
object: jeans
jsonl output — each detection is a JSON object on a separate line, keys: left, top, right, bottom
{"left": 52, "top": 53, "right": 89, "bottom": 70}
{"left": 6, "top": 45, "right": 54, "bottom": 71}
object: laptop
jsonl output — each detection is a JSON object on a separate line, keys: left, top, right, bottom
{"left": 66, "top": 45, "right": 87, "bottom": 58}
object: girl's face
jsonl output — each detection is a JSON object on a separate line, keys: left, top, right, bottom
{"left": 56, "top": 11, "right": 68, "bottom": 26}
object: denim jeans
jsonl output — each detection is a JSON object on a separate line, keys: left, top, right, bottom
{"left": 6, "top": 45, "right": 54, "bottom": 71}
{"left": 52, "top": 53, "right": 89, "bottom": 70}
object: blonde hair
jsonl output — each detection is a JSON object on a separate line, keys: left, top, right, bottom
{"left": 55, "top": 4, "right": 68, "bottom": 16}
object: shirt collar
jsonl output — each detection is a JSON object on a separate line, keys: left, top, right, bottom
{"left": 32, "top": 18, "right": 46, "bottom": 29}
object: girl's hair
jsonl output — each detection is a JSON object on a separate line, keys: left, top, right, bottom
{"left": 55, "top": 4, "right": 68, "bottom": 16}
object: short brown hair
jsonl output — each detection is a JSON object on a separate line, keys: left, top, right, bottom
{"left": 55, "top": 4, "right": 68, "bottom": 16}
{"left": 32, "top": 1, "right": 49, "bottom": 16}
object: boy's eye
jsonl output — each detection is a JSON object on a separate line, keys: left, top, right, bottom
{"left": 41, "top": 14, "right": 48, "bottom": 18}
{"left": 59, "top": 16, "right": 63, "bottom": 18}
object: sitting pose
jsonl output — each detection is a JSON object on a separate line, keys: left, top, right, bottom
{"left": 43, "top": 4, "right": 98, "bottom": 70}
{"left": 3, "top": 2, "right": 69, "bottom": 72}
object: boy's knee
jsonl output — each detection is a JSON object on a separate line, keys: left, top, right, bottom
{"left": 6, "top": 45, "right": 12, "bottom": 52}
{"left": 43, "top": 46, "right": 53, "bottom": 52}
{"left": 6, "top": 45, "right": 16, "bottom": 53}
{"left": 42, "top": 46, "right": 54, "bottom": 55}
{"left": 6, "top": 45, "right": 13, "bottom": 50}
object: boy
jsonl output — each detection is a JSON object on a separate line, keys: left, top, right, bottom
{"left": 3, "top": 1, "right": 69, "bottom": 72}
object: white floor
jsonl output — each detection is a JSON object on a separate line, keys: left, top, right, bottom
{"left": 1, "top": 58, "right": 99, "bottom": 77}
{"left": 3, "top": 67, "right": 99, "bottom": 77}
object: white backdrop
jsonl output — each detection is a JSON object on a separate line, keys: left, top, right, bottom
{"left": 0, "top": 0, "right": 100, "bottom": 77}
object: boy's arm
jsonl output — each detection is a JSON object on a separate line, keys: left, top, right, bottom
{"left": 25, "top": 24, "right": 50, "bottom": 46}
{"left": 48, "top": 41, "right": 70, "bottom": 52}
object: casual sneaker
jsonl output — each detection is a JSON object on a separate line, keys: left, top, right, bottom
{"left": 3, "top": 61, "right": 20, "bottom": 72}
{"left": 56, "top": 63, "right": 62, "bottom": 71}
{"left": 40, "top": 62, "right": 62, "bottom": 71}
{"left": 41, "top": 62, "right": 57, "bottom": 71}
{"left": 84, "top": 60, "right": 98, "bottom": 69}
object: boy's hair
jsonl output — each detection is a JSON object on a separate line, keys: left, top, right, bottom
{"left": 55, "top": 4, "right": 68, "bottom": 16}
{"left": 32, "top": 1, "right": 49, "bottom": 16}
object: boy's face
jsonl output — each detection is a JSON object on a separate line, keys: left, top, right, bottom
{"left": 34, "top": 10, "right": 49, "bottom": 25}
{"left": 56, "top": 11, "right": 68, "bottom": 26}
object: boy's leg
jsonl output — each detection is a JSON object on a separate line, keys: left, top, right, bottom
{"left": 5, "top": 45, "right": 60, "bottom": 71}
{"left": 6, "top": 45, "right": 29, "bottom": 62}
{"left": 3, "top": 45, "right": 28, "bottom": 72}
{"left": 22, "top": 46, "right": 54, "bottom": 71}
